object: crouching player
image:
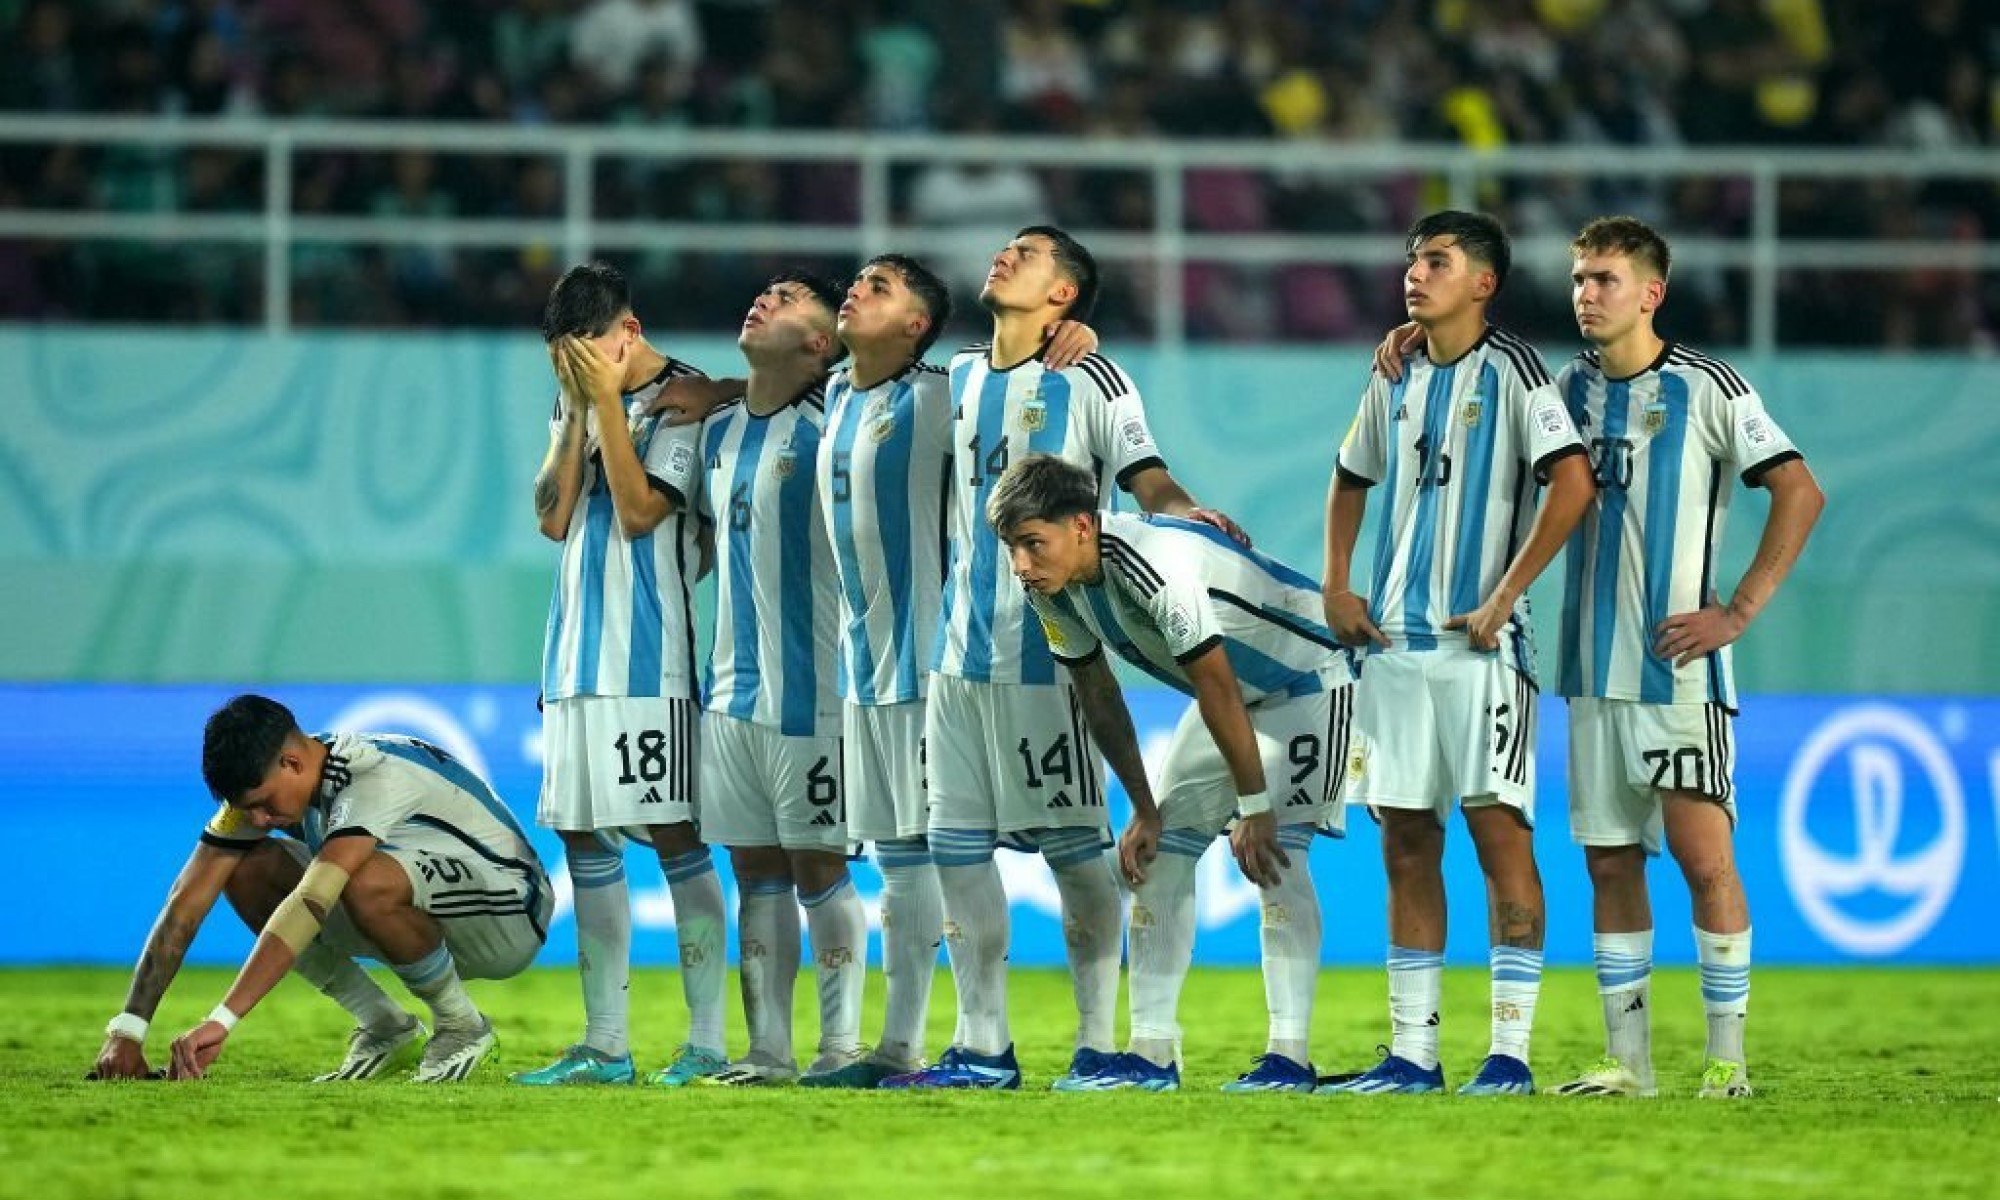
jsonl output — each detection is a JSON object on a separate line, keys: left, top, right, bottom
{"left": 89, "top": 694, "right": 553, "bottom": 1083}
{"left": 987, "top": 455, "right": 1353, "bottom": 1093}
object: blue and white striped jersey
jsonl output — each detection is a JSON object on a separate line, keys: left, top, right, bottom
{"left": 1555, "top": 343, "right": 1802, "bottom": 707}
{"left": 819, "top": 361, "right": 952, "bottom": 706}
{"left": 541, "top": 358, "right": 708, "bottom": 703}
{"left": 699, "top": 386, "right": 841, "bottom": 737}
{"left": 201, "top": 732, "right": 550, "bottom": 927}
{"left": 1028, "top": 511, "right": 1354, "bottom": 703}
{"left": 1336, "top": 326, "right": 1583, "bottom": 677}
{"left": 933, "top": 347, "right": 1167, "bottom": 686}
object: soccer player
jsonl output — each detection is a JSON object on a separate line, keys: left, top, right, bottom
{"left": 514, "top": 262, "right": 729, "bottom": 1088}
{"left": 1321, "top": 211, "right": 1594, "bottom": 1097}
{"left": 1545, "top": 217, "right": 1823, "bottom": 1099}
{"left": 885, "top": 226, "right": 1241, "bottom": 1091}
{"left": 89, "top": 694, "right": 551, "bottom": 1083}
{"left": 987, "top": 455, "right": 1353, "bottom": 1094}
{"left": 695, "top": 271, "right": 862, "bottom": 1086}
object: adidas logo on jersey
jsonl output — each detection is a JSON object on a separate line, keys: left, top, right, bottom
{"left": 1392, "top": 404, "right": 1409, "bottom": 422}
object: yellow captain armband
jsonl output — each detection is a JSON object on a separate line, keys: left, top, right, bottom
{"left": 265, "top": 859, "right": 352, "bottom": 955}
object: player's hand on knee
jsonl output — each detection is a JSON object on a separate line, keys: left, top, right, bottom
{"left": 1229, "top": 814, "right": 1289, "bottom": 890}
{"left": 167, "top": 1021, "right": 229, "bottom": 1081}
{"left": 88, "top": 1036, "right": 156, "bottom": 1081}
{"left": 1185, "top": 506, "right": 1251, "bottom": 547}
{"left": 1373, "top": 322, "right": 1422, "bottom": 381}
{"left": 1040, "top": 319, "right": 1099, "bottom": 370}
{"left": 1118, "top": 812, "right": 1162, "bottom": 886}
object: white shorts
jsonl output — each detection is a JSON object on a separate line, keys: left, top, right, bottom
{"left": 538, "top": 696, "right": 700, "bottom": 832}
{"left": 1346, "top": 647, "right": 1537, "bottom": 822}
{"left": 276, "top": 838, "right": 550, "bottom": 981}
{"left": 925, "top": 673, "right": 1109, "bottom": 838}
{"left": 699, "top": 712, "right": 847, "bottom": 852}
{"left": 843, "top": 700, "right": 928, "bottom": 844}
{"left": 1157, "top": 684, "right": 1353, "bottom": 838}
{"left": 1568, "top": 697, "right": 1737, "bottom": 855}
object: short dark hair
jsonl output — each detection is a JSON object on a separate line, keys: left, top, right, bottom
{"left": 1571, "top": 215, "right": 1673, "bottom": 281}
{"left": 201, "top": 694, "right": 300, "bottom": 801}
{"left": 766, "top": 269, "right": 850, "bottom": 367}
{"left": 985, "top": 453, "right": 1098, "bottom": 536}
{"left": 861, "top": 253, "right": 953, "bottom": 357}
{"left": 1405, "top": 210, "right": 1512, "bottom": 295}
{"left": 1015, "top": 225, "right": 1099, "bottom": 321}
{"left": 541, "top": 261, "right": 631, "bottom": 343}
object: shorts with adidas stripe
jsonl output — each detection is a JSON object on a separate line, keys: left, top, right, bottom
{"left": 1346, "top": 646, "right": 1537, "bottom": 823}
{"left": 1568, "top": 697, "right": 1737, "bottom": 855}
{"left": 538, "top": 695, "right": 700, "bottom": 831}
{"left": 272, "top": 838, "right": 549, "bottom": 980}
{"left": 1157, "top": 683, "right": 1353, "bottom": 837}
{"left": 698, "top": 712, "right": 848, "bottom": 851}
{"left": 925, "top": 674, "right": 1110, "bottom": 839}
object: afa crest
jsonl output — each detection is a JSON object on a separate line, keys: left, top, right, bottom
{"left": 1642, "top": 402, "right": 1668, "bottom": 435}
{"left": 1019, "top": 391, "right": 1048, "bottom": 432}
{"left": 1461, "top": 399, "right": 1483, "bottom": 428}
{"left": 774, "top": 443, "right": 799, "bottom": 479}
{"left": 866, "top": 396, "right": 897, "bottom": 444}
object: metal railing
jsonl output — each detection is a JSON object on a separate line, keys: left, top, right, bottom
{"left": 4, "top": 116, "right": 1997, "bottom": 360}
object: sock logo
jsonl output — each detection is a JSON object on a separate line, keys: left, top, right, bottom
{"left": 815, "top": 947, "right": 855, "bottom": 970}
{"left": 1624, "top": 994, "right": 1646, "bottom": 1014}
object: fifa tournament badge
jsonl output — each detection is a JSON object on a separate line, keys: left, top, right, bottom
{"left": 1019, "top": 387, "right": 1048, "bottom": 433}
{"left": 1643, "top": 401, "right": 1669, "bottom": 435}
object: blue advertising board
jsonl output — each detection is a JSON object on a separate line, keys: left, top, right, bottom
{"left": 2, "top": 684, "right": 1992, "bottom": 967}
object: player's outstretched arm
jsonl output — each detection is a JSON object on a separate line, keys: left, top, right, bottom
{"left": 1323, "top": 472, "right": 1388, "bottom": 648}
{"left": 642, "top": 375, "right": 744, "bottom": 427}
{"left": 1040, "top": 319, "right": 1097, "bottom": 370}
{"left": 534, "top": 350, "right": 589, "bottom": 540}
{"left": 1183, "top": 647, "right": 1287, "bottom": 889}
{"left": 168, "top": 834, "right": 376, "bottom": 1080}
{"left": 1448, "top": 450, "right": 1595, "bottom": 651}
{"left": 1372, "top": 321, "right": 1424, "bottom": 382}
{"left": 554, "top": 336, "right": 673, "bottom": 538}
{"left": 1656, "top": 458, "right": 1825, "bottom": 667}
{"left": 1126, "top": 465, "right": 1251, "bottom": 546}
{"left": 91, "top": 843, "right": 242, "bottom": 1080}
{"left": 1067, "top": 654, "right": 1161, "bottom": 886}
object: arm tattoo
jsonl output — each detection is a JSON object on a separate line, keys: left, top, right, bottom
{"left": 534, "top": 471, "right": 559, "bottom": 517}
{"left": 124, "top": 912, "right": 197, "bottom": 1019}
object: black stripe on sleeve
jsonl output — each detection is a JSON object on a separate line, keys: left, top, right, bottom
{"left": 1336, "top": 464, "right": 1377, "bottom": 489}
{"left": 1114, "top": 456, "right": 1167, "bottom": 491}
{"left": 1532, "top": 442, "right": 1587, "bottom": 483}
{"left": 1742, "top": 449, "right": 1802, "bottom": 488}
{"left": 1171, "top": 633, "right": 1224, "bottom": 666}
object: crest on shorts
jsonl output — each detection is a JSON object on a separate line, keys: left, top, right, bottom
{"left": 1019, "top": 391, "right": 1048, "bottom": 432}
{"left": 1347, "top": 741, "right": 1369, "bottom": 781}
{"left": 1642, "top": 402, "right": 1668, "bottom": 435}
{"left": 1461, "top": 399, "right": 1483, "bottom": 428}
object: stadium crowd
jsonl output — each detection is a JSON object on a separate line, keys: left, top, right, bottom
{"left": 0, "top": 0, "right": 1994, "bottom": 345}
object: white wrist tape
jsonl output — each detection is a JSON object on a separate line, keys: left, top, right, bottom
{"left": 105, "top": 1012, "right": 149, "bottom": 1044}
{"left": 1236, "top": 790, "right": 1273, "bottom": 817}
{"left": 207, "top": 1004, "right": 240, "bottom": 1032}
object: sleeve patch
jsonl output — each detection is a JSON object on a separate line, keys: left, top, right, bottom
{"left": 666, "top": 440, "right": 696, "bottom": 479}
{"left": 1118, "top": 416, "right": 1152, "bottom": 453}
{"left": 1039, "top": 617, "right": 1068, "bottom": 650}
{"left": 1739, "top": 412, "right": 1777, "bottom": 450}
{"left": 1537, "top": 406, "right": 1570, "bottom": 437}
{"left": 1163, "top": 603, "right": 1196, "bottom": 647}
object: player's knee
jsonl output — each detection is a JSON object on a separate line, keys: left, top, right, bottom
{"left": 647, "top": 820, "right": 703, "bottom": 857}
{"left": 729, "top": 844, "right": 791, "bottom": 884}
{"left": 1583, "top": 845, "right": 1647, "bottom": 892}
{"left": 788, "top": 851, "right": 848, "bottom": 896}
{"left": 1379, "top": 815, "right": 1443, "bottom": 875}
{"left": 1669, "top": 846, "right": 1739, "bottom": 900}
{"left": 340, "top": 856, "right": 417, "bottom": 924}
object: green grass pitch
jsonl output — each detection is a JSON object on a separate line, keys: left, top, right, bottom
{"left": 6, "top": 965, "right": 1996, "bottom": 1200}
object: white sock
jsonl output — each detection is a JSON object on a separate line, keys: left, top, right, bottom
{"left": 1260, "top": 835, "right": 1322, "bottom": 1065}
{"left": 1695, "top": 925, "right": 1751, "bottom": 1064}
{"left": 1387, "top": 945, "right": 1443, "bottom": 1070}
{"left": 801, "top": 875, "right": 867, "bottom": 1061}
{"left": 1488, "top": 946, "right": 1543, "bottom": 1062}
{"left": 932, "top": 829, "right": 1010, "bottom": 1055}
{"left": 391, "top": 945, "right": 481, "bottom": 1032}
{"left": 1594, "top": 929, "right": 1654, "bottom": 1072}
{"left": 737, "top": 878, "right": 799, "bottom": 1066}
{"left": 1047, "top": 838, "right": 1122, "bottom": 1054}
{"left": 1127, "top": 841, "right": 1200, "bottom": 1066}
{"left": 876, "top": 839, "right": 942, "bottom": 1065}
{"left": 293, "top": 941, "right": 407, "bottom": 1032}
{"left": 568, "top": 844, "right": 631, "bottom": 1058}
{"left": 662, "top": 847, "right": 727, "bottom": 1053}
